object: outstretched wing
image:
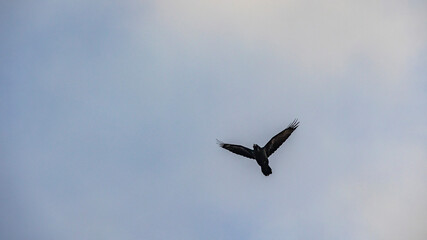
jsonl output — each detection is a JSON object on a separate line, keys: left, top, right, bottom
{"left": 217, "top": 139, "right": 255, "bottom": 159}
{"left": 263, "top": 119, "right": 299, "bottom": 157}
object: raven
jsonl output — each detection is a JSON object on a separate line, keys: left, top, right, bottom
{"left": 217, "top": 119, "right": 299, "bottom": 176}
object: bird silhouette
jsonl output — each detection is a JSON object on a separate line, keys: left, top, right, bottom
{"left": 217, "top": 119, "right": 299, "bottom": 176}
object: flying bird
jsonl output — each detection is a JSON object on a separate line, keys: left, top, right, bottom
{"left": 217, "top": 119, "right": 299, "bottom": 176}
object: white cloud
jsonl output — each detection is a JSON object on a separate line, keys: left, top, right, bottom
{"left": 147, "top": 0, "right": 426, "bottom": 82}
{"left": 328, "top": 141, "right": 427, "bottom": 240}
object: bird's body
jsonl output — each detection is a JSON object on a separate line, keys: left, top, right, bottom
{"left": 253, "top": 144, "right": 272, "bottom": 176}
{"left": 218, "top": 119, "right": 299, "bottom": 176}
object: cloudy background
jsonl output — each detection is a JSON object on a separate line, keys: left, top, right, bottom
{"left": 1, "top": 0, "right": 426, "bottom": 239}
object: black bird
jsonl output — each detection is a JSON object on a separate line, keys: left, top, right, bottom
{"left": 217, "top": 119, "right": 299, "bottom": 176}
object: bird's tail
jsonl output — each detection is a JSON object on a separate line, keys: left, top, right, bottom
{"left": 261, "top": 165, "right": 272, "bottom": 176}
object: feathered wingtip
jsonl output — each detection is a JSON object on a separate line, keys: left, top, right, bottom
{"left": 287, "top": 119, "right": 300, "bottom": 129}
{"left": 216, "top": 139, "right": 224, "bottom": 147}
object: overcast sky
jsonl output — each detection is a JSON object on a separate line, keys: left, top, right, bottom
{"left": 1, "top": 1, "right": 426, "bottom": 239}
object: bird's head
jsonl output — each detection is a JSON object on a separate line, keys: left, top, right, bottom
{"left": 253, "top": 144, "right": 260, "bottom": 150}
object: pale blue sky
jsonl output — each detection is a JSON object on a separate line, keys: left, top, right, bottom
{"left": 1, "top": 1, "right": 426, "bottom": 239}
